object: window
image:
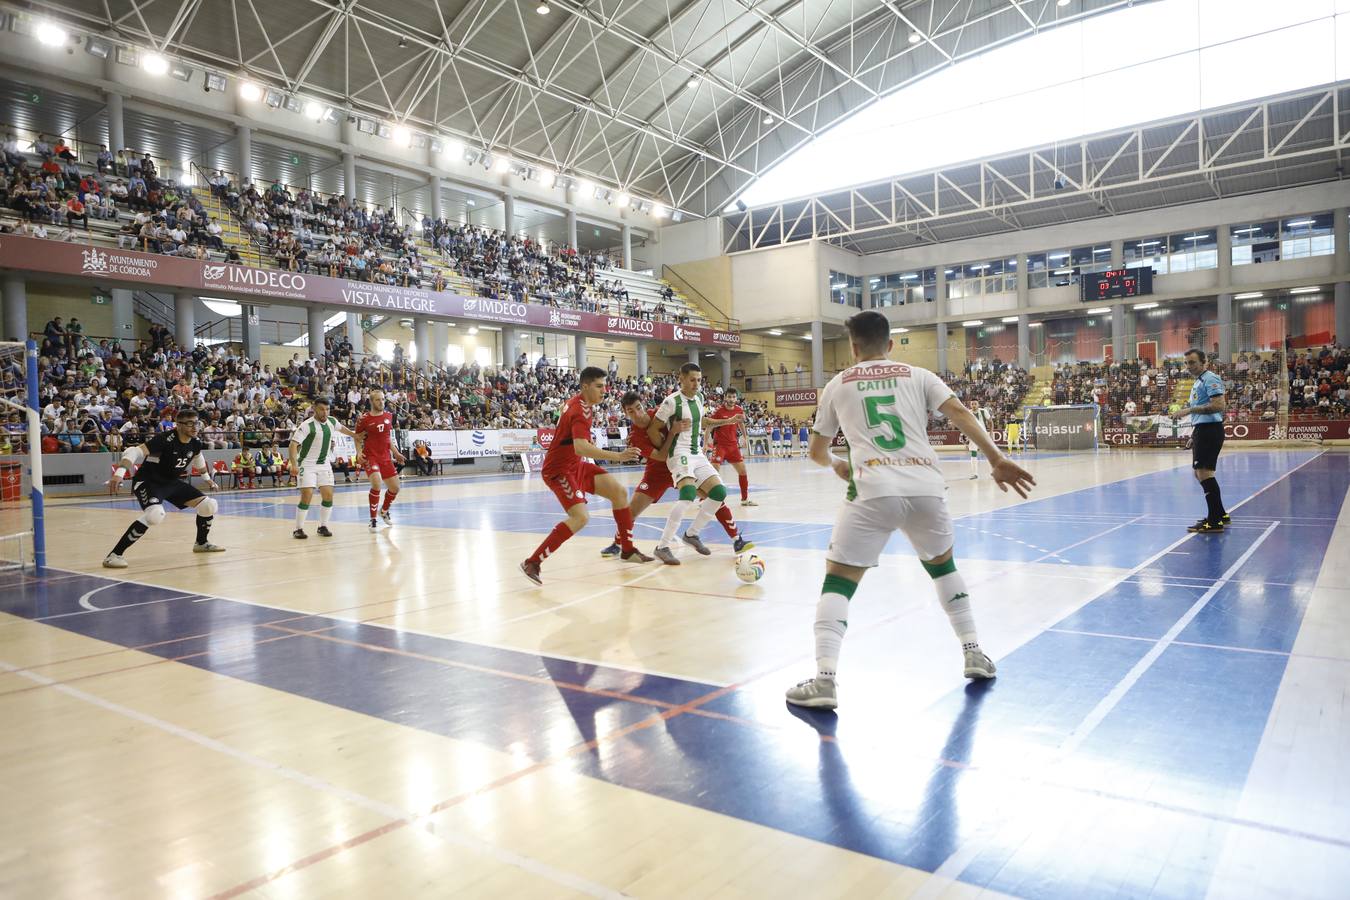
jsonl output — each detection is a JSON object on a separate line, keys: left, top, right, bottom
{"left": 1230, "top": 220, "right": 1279, "bottom": 265}
{"left": 445, "top": 344, "right": 466, "bottom": 366}
{"left": 946, "top": 258, "right": 1015, "bottom": 298}
{"left": 1168, "top": 229, "right": 1218, "bottom": 272}
{"left": 1280, "top": 213, "right": 1333, "bottom": 260}
{"left": 868, "top": 269, "right": 935, "bottom": 307}
{"left": 1029, "top": 250, "right": 1075, "bottom": 288}
{"left": 830, "top": 271, "right": 863, "bottom": 307}
{"left": 1072, "top": 244, "right": 1113, "bottom": 275}
{"left": 1124, "top": 237, "right": 1169, "bottom": 274}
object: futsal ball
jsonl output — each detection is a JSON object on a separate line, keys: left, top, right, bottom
{"left": 734, "top": 553, "right": 766, "bottom": 584}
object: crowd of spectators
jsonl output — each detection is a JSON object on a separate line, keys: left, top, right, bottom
{"left": 943, "top": 360, "right": 1033, "bottom": 428}
{"left": 1288, "top": 345, "right": 1349, "bottom": 417}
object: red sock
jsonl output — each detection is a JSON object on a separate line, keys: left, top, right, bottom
{"left": 738, "top": 474, "right": 749, "bottom": 501}
{"left": 530, "top": 522, "right": 574, "bottom": 563}
{"left": 613, "top": 507, "right": 635, "bottom": 551}
{"left": 716, "top": 505, "right": 739, "bottom": 539}
{"left": 368, "top": 489, "right": 380, "bottom": 519}
{"left": 381, "top": 489, "right": 398, "bottom": 512}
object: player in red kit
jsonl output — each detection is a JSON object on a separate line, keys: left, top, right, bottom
{"left": 355, "top": 388, "right": 406, "bottom": 531}
{"left": 520, "top": 367, "right": 653, "bottom": 585}
{"left": 708, "top": 388, "right": 756, "bottom": 506}
{"left": 599, "top": 392, "right": 754, "bottom": 558}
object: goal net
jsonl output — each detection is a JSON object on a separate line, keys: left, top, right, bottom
{"left": 1022, "top": 404, "right": 1100, "bottom": 450}
{"left": 0, "top": 341, "right": 45, "bottom": 571}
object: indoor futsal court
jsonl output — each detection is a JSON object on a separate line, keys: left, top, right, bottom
{"left": 2, "top": 447, "right": 1347, "bottom": 898}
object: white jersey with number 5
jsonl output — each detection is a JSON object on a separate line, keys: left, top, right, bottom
{"left": 812, "top": 360, "right": 955, "bottom": 500}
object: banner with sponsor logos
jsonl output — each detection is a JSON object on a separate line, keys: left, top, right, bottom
{"left": 454, "top": 429, "right": 501, "bottom": 458}
{"left": 774, "top": 389, "right": 819, "bottom": 407}
{"left": 498, "top": 429, "right": 538, "bottom": 453}
{"left": 0, "top": 234, "right": 740, "bottom": 347}
{"left": 521, "top": 450, "right": 547, "bottom": 473}
{"left": 1104, "top": 419, "right": 1350, "bottom": 444}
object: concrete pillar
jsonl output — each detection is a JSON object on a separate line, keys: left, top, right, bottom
{"left": 567, "top": 209, "right": 578, "bottom": 249}
{"left": 236, "top": 124, "right": 252, "bottom": 185}
{"left": 688, "top": 346, "right": 699, "bottom": 367}
{"left": 621, "top": 224, "right": 633, "bottom": 270}
{"left": 1017, "top": 314, "right": 1030, "bottom": 370}
{"left": 1335, "top": 283, "right": 1349, "bottom": 348}
{"left": 1334, "top": 208, "right": 1349, "bottom": 275}
{"left": 342, "top": 152, "right": 357, "bottom": 203}
{"left": 503, "top": 194, "right": 515, "bottom": 237}
{"left": 1111, "top": 305, "right": 1126, "bottom": 361}
{"left": 810, "top": 320, "right": 824, "bottom": 389}
{"left": 574, "top": 335, "right": 587, "bottom": 370}
{"left": 429, "top": 176, "right": 442, "bottom": 222}
{"left": 1015, "top": 250, "right": 1029, "bottom": 309}
{"left": 1110, "top": 238, "right": 1124, "bottom": 269}
{"left": 935, "top": 266, "right": 948, "bottom": 315}
{"left": 1216, "top": 293, "right": 1234, "bottom": 362}
{"left": 306, "top": 305, "right": 327, "bottom": 359}
{"left": 106, "top": 91, "right": 125, "bottom": 159}
{"left": 2, "top": 274, "right": 27, "bottom": 343}
{"left": 720, "top": 350, "right": 732, "bottom": 389}
{"left": 1217, "top": 223, "right": 1232, "bottom": 289}
{"left": 636, "top": 341, "right": 648, "bottom": 376}
{"left": 241, "top": 305, "right": 260, "bottom": 361}
{"left": 346, "top": 312, "right": 362, "bottom": 359}
{"left": 111, "top": 288, "right": 134, "bottom": 343}
{"left": 1334, "top": 209, "right": 1349, "bottom": 346}
{"left": 1123, "top": 308, "right": 1137, "bottom": 359}
{"left": 502, "top": 326, "right": 517, "bottom": 365}
{"left": 413, "top": 319, "right": 430, "bottom": 370}
{"left": 936, "top": 324, "right": 948, "bottom": 375}
{"left": 431, "top": 321, "right": 447, "bottom": 367}
{"left": 174, "top": 293, "right": 196, "bottom": 350}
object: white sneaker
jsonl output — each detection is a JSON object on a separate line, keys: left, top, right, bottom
{"left": 193, "top": 542, "right": 226, "bottom": 553}
{"left": 964, "top": 649, "right": 997, "bottom": 679}
{"left": 740, "top": 498, "right": 758, "bottom": 507}
{"left": 102, "top": 553, "right": 127, "bottom": 569}
{"left": 785, "top": 677, "right": 837, "bottom": 709}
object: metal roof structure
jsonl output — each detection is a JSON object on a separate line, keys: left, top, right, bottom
{"left": 20, "top": 0, "right": 1144, "bottom": 219}
{"left": 723, "top": 81, "right": 1350, "bottom": 255}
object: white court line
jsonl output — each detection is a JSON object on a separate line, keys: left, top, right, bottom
{"left": 0, "top": 658, "right": 630, "bottom": 900}
{"left": 1059, "top": 520, "right": 1279, "bottom": 756}
{"left": 915, "top": 451, "right": 1327, "bottom": 898}
{"left": 447, "top": 564, "right": 670, "bottom": 639}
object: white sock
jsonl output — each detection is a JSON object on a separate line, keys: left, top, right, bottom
{"left": 687, "top": 497, "right": 721, "bottom": 536}
{"left": 970, "top": 451, "right": 978, "bottom": 474}
{"left": 659, "top": 499, "right": 691, "bottom": 548}
{"left": 319, "top": 502, "right": 333, "bottom": 526}
{"left": 295, "top": 503, "right": 309, "bottom": 530}
{"left": 815, "top": 586, "right": 852, "bottom": 681}
{"left": 933, "top": 570, "right": 979, "bottom": 648}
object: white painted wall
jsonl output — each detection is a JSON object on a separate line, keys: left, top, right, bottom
{"left": 730, "top": 241, "right": 820, "bottom": 327}
{"left": 652, "top": 217, "right": 723, "bottom": 269}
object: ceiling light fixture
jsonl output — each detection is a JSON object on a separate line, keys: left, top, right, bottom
{"left": 652, "top": 202, "right": 668, "bottom": 218}
{"left": 616, "top": 192, "right": 631, "bottom": 207}
{"left": 908, "top": 32, "right": 921, "bottom": 44}
{"left": 170, "top": 62, "right": 193, "bottom": 82}
{"left": 1233, "top": 292, "right": 1264, "bottom": 300}
{"left": 891, "top": 327, "right": 910, "bottom": 334}
{"left": 304, "top": 101, "right": 323, "bottom": 120}
{"left": 239, "top": 81, "right": 262, "bottom": 102}
{"left": 763, "top": 114, "right": 774, "bottom": 125}
{"left": 84, "top": 37, "right": 110, "bottom": 59}
{"left": 205, "top": 72, "right": 228, "bottom": 92}
{"left": 494, "top": 157, "right": 510, "bottom": 173}
{"left": 1289, "top": 286, "right": 1322, "bottom": 295}
{"left": 1132, "top": 302, "right": 1159, "bottom": 309}
{"left": 1001, "top": 316, "right": 1020, "bottom": 323}
{"left": 141, "top": 53, "right": 169, "bottom": 76}
{"left": 767, "top": 330, "right": 783, "bottom": 336}
{"left": 961, "top": 320, "right": 984, "bottom": 327}
{"left": 537, "top": 1, "right": 551, "bottom": 13}
{"left": 392, "top": 125, "right": 412, "bottom": 146}
{"left": 1086, "top": 307, "right": 1111, "bottom": 314}
{"left": 35, "top": 22, "right": 67, "bottom": 47}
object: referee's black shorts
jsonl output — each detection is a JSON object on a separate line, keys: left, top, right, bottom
{"left": 132, "top": 477, "right": 204, "bottom": 510}
{"left": 1191, "top": 422, "right": 1225, "bottom": 471}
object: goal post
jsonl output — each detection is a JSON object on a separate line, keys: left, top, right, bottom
{"left": 1021, "top": 403, "right": 1101, "bottom": 450}
{"left": 0, "top": 340, "right": 45, "bottom": 572}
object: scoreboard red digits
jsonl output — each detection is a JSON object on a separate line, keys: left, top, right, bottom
{"left": 1081, "top": 267, "right": 1153, "bottom": 301}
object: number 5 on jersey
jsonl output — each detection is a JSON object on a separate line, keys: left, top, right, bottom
{"left": 864, "top": 395, "right": 906, "bottom": 450}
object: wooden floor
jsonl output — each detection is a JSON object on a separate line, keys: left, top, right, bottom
{"left": 1, "top": 447, "right": 1347, "bottom": 899}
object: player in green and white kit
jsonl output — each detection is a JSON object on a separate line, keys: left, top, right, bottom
{"left": 968, "top": 399, "right": 993, "bottom": 479}
{"left": 786, "top": 312, "right": 1036, "bottom": 710}
{"left": 648, "top": 362, "right": 729, "bottom": 565}
{"left": 289, "top": 398, "right": 358, "bottom": 539}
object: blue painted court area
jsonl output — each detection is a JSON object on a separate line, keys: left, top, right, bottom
{"left": 11, "top": 449, "right": 1348, "bottom": 898}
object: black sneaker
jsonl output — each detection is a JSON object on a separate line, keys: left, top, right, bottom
{"left": 317, "top": 525, "right": 333, "bottom": 537}
{"left": 600, "top": 542, "right": 622, "bottom": 558}
{"left": 1221, "top": 513, "right": 1231, "bottom": 525}
{"left": 733, "top": 536, "right": 755, "bottom": 554}
{"left": 1187, "top": 520, "right": 1225, "bottom": 533}
{"left": 293, "top": 529, "right": 308, "bottom": 539}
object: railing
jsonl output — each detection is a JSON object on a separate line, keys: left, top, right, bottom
{"left": 661, "top": 265, "right": 739, "bottom": 331}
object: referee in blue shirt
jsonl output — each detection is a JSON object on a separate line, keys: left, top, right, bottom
{"left": 1174, "top": 348, "right": 1231, "bottom": 533}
